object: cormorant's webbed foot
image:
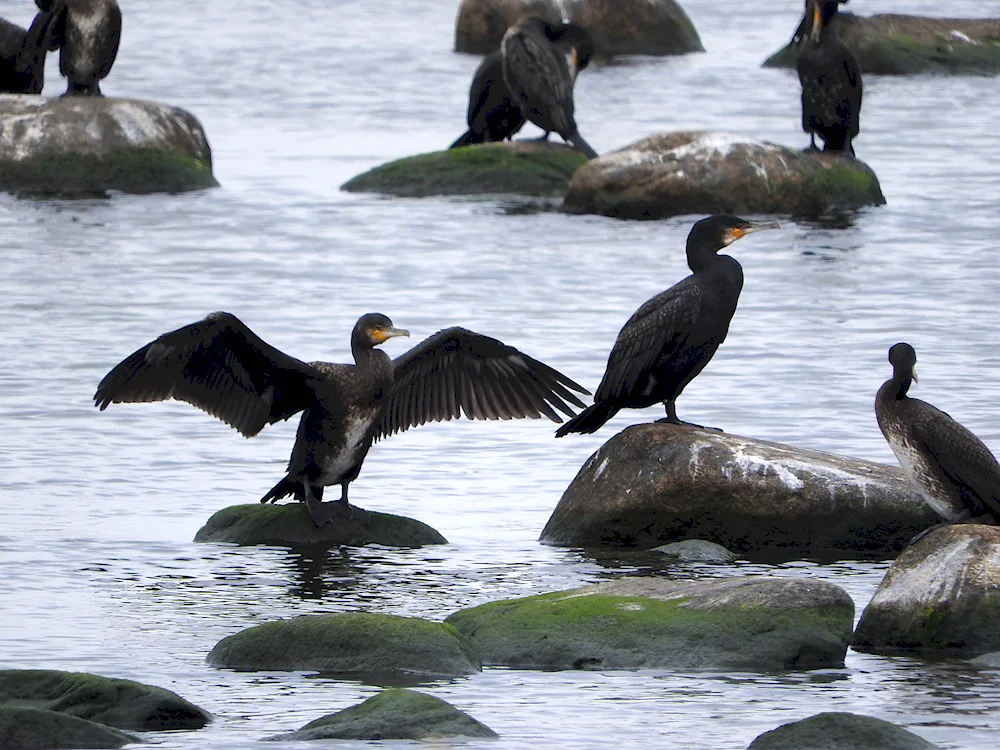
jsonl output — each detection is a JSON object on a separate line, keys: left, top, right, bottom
{"left": 655, "top": 403, "right": 723, "bottom": 432}
{"left": 303, "top": 482, "right": 332, "bottom": 527}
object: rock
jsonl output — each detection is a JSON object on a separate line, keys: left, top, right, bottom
{"left": 540, "top": 424, "right": 938, "bottom": 559}
{"left": 852, "top": 525, "right": 1000, "bottom": 657}
{"left": 562, "top": 131, "right": 885, "bottom": 221}
{"left": 454, "top": 0, "right": 563, "bottom": 54}
{"left": 266, "top": 688, "right": 498, "bottom": 741}
{"left": 764, "top": 13, "right": 1000, "bottom": 76}
{"left": 564, "top": 0, "right": 703, "bottom": 57}
{"left": 193, "top": 503, "right": 447, "bottom": 548}
{"left": 0, "top": 95, "right": 218, "bottom": 196}
{"left": 0, "top": 669, "right": 210, "bottom": 731}
{"left": 341, "top": 141, "right": 588, "bottom": 198}
{"left": 445, "top": 577, "right": 854, "bottom": 671}
{"left": 0, "top": 707, "right": 140, "bottom": 750}
{"left": 748, "top": 712, "right": 939, "bottom": 749}
{"left": 207, "top": 612, "right": 481, "bottom": 677}
{"left": 652, "top": 539, "right": 738, "bottom": 563}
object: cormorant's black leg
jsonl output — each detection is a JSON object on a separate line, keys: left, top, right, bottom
{"left": 302, "top": 482, "right": 329, "bottom": 527}
{"left": 654, "top": 401, "right": 722, "bottom": 432}
{"left": 804, "top": 133, "right": 819, "bottom": 153}
{"left": 331, "top": 483, "right": 371, "bottom": 524}
{"left": 908, "top": 511, "right": 972, "bottom": 546}
{"left": 534, "top": 130, "right": 551, "bottom": 141}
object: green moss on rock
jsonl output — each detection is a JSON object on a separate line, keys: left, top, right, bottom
{"left": 193, "top": 503, "right": 447, "bottom": 548}
{"left": 207, "top": 612, "right": 481, "bottom": 676}
{"left": 0, "top": 706, "right": 140, "bottom": 750}
{"left": 267, "top": 688, "right": 498, "bottom": 741}
{"left": 749, "top": 712, "right": 940, "bottom": 749}
{"left": 341, "top": 141, "right": 589, "bottom": 198}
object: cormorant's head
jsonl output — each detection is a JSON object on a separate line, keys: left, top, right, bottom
{"left": 808, "top": 0, "right": 843, "bottom": 41}
{"left": 354, "top": 313, "right": 410, "bottom": 348}
{"left": 689, "top": 215, "right": 781, "bottom": 253}
{"left": 888, "top": 342, "right": 918, "bottom": 383}
{"left": 547, "top": 23, "right": 594, "bottom": 73}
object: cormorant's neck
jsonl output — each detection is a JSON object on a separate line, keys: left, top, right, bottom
{"left": 890, "top": 372, "right": 912, "bottom": 400}
{"left": 351, "top": 341, "right": 379, "bottom": 366}
{"left": 686, "top": 245, "right": 723, "bottom": 273}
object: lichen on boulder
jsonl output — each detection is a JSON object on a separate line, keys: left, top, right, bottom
{"left": 763, "top": 13, "right": 1000, "bottom": 75}
{"left": 853, "top": 525, "right": 1000, "bottom": 658}
{"left": 562, "top": 130, "right": 884, "bottom": 220}
{"left": 341, "top": 140, "right": 588, "bottom": 198}
{"left": 540, "top": 424, "right": 937, "bottom": 559}
{"left": 266, "top": 688, "right": 498, "bottom": 741}
{"left": 564, "top": 0, "right": 703, "bottom": 57}
{"left": 454, "top": 0, "right": 562, "bottom": 54}
{"left": 207, "top": 612, "right": 482, "bottom": 677}
{"left": 193, "top": 503, "right": 447, "bottom": 548}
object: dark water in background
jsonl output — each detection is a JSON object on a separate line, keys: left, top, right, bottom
{"left": 1, "top": 0, "right": 1000, "bottom": 746}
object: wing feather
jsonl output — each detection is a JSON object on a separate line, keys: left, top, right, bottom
{"left": 502, "top": 25, "right": 574, "bottom": 135}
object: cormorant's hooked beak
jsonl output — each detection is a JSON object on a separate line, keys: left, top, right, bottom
{"left": 810, "top": 1, "right": 823, "bottom": 42}
{"left": 373, "top": 326, "right": 410, "bottom": 344}
{"left": 911, "top": 368, "right": 918, "bottom": 384}
{"left": 730, "top": 220, "right": 781, "bottom": 242}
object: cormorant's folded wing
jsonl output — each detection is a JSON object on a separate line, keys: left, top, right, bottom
{"left": 502, "top": 28, "right": 574, "bottom": 131}
{"left": 94, "top": 311, "right": 325, "bottom": 437}
{"left": 378, "top": 327, "right": 589, "bottom": 439}
{"left": 469, "top": 50, "right": 503, "bottom": 126}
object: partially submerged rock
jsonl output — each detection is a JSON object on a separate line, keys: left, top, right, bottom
{"left": 207, "top": 613, "right": 481, "bottom": 677}
{"left": 0, "top": 706, "right": 139, "bottom": 750}
{"left": 540, "top": 424, "right": 937, "bottom": 559}
{"left": 0, "top": 95, "right": 217, "bottom": 196}
{"left": 748, "top": 712, "right": 939, "bottom": 750}
{"left": 562, "top": 131, "right": 885, "bottom": 220}
{"left": 193, "top": 503, "right": 447, "bottom": 548}
{"left": 454, "top": 0, "right": 562, "bottom": 54}
{"left": 0, "top": 669, "right": 210, "bottom": 731}
{"left": 266, "top": 688, "right": 497, "bottom": 741}
{"left": 652, "top": 539, "right": 738, "bottom": 563}
{"left": 853, "top": 525, "right": 1000, "bottom": 657}
{"left": 341, "top": 141, "right": 588, "bottom": 198}
{"left": 764, "top": 13, "right": 1000, "bottom": 76}
{"left": 564, "top": 0, "right": 703, "bottom": 57}
{"left": 445, "top": 577, "right": 854, "bottom": 671}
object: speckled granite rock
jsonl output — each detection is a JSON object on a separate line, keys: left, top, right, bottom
{"left": 853, "top": 525, "right": 1000, "bottom": 657}
{"left": 540, "top": 424, "right": 937, "bottom": 558}
{"left": 562, "top": 130, "right": 884, "bottom": 220}
{"left": 0, "top": 95, "right": 217, "bottom": 195}
{"left": 748, "top": 712, "right": 939, "bottom": 749}
{"left": 564, "top": 0, "right": 703, "bottom": 56}
{"left": 454, "top": 0, "right": 562, "bottom": 53}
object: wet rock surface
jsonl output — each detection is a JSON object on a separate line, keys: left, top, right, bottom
{"left": 562, "top": 130, "right": 884, "bottom": 220}
{"left": 540, "top": 424, "right": 937, "bottom": 559}
{"left": 748, "top": 711, "right": 940, "bottom": 749}
{"left": 445, "top": 577, "right": 854, "bottom": 671}
{"left": 0, "top": 706, "right": 140, "bottom": 750}
{"left": 853, "top": 524, "right": 1000, "bottom": 657}
{"left": 564, "top": 0, "right": 703, "bottom": 57}
{"left": 454, "top": 0, "right": 562, "bottom": 53}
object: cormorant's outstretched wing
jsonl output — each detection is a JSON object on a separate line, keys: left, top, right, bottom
{"left": 94, "top": 312, "right": 327, "bottom": 437}
{"left": 378, "top": 328, "right": 590, "bottom": 439}
{"left": 595, "top": 278, "right": 702, "bottom": 401}
{"left": 502, "top": 26, "right": 575, "bottom": 135}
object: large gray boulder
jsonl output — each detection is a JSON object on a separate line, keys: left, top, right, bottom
{"left": 564, "top": 0, "right": 703, "bottom": 57}
{"left": 540, "top": 424, "right": 938, "bottom": 558}
{"left": 207, "top": 613, "right": 481, "bottom": 677}
{"left": 0, "top": 95, "right": 218, "bottom": 195}
{"left": 562, "top": 131, "right": 885, "bottom": 220}
{"left": 266, "top": 688, "right": 497, "bottom": 741}
{"left": 748, "top": 712, "right": 939, "bottom": 750}
{"left": 0, "top": 707, "right": 139, "bottom": 750}
{"left": 853, "top": 525, "right": 1000, "bottom": 657}
{"left": 764, "top": 13, "right": 1000, "bottom": 75}
{"left": 454, "top": 0, "right": 562, "bottom": 54}
{"left": 445, "top": 577, "right": 854, "bottom": 671}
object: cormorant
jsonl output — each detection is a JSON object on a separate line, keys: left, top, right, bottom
{"left": 95, "top": 312, "right": 589, "bottom": 526}
{"left": 501, "top": 16, "right": 599, "bottom": 159}
{"left": 555, "top": 215, "right": 780, "bottom": 437}
{"left": 37, "top": 0, "right": 121, "bottom": 97}
{"left": 451, "top": 22, "right": 593, "bottom": 149}
{"left": 796, "top": 0, "right": 862, "bottom": 155}
{"left": 875, "top": 343, "right": 1000, "bottom": 531}
{"left": 0, "top": 9, "right": 60, "bottom": 93}
{"left": 788, "top": 0, "right": 849, "bottom": 47}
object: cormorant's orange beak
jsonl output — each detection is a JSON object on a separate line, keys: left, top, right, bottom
{"left": 731, "top": 220, "right": 781, "bottom": 242}
{"left": 372, "top": 326, "right": 410, "bottom": 344}
{"left": 810, "top": 1, "right": 823, "bottom": 42}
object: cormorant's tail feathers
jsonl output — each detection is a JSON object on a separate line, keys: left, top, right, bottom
{"left": 555, "top": 400, "right": 617, "bottom": 437}
{"left": 449, "top": 129, "right": 485, "bottom": 149}
{"left": 260, "top": 476, "right": 298, "bottom": 504}
{"left": 567, "top": 131, "right": 598, "bottom": 160}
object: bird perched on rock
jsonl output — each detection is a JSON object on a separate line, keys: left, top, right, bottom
{"left": 796, "top": 0, "right": 862, "bottom": 155}
{"left": 95, "top": 312, "right": 589, "bottom": 526}
{"left": 0, "top": 9, "right": 60, "bottom": 94}
{"left": 500, "top": 16, "right": 598, "bottom": 158}
{"left": 555, "top": 215, "right": 780, "bottom": 437}
{"left": 37, "top": 0, "right": 121, "bottom": 96}
{"left": 875, "top": 342, "right": 1000, "bottom": 535}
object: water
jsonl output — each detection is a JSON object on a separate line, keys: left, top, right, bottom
{"left": 1, "top": 0, "right": 999, "bottom": 746}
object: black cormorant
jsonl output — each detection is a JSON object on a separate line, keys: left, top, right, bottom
{"left": 796, "top": 0, "right": 862, "bottom": 155}
{"left": 788, "top": 0, "right": 849, "bottom": 46}
{"left": 501, "top": 17, "right": 598, "bottom": 159}
{"left": 37, "top": 0, "right": 121, "bottom": 96}
{"left": 555, "top": 215, "right": 780, "bottom": 437}
{"left": 95, "top": 312, "right": 589, "bottom": 525}
{"left": 0, "top": 9, "right": 60, "bottom": 93}
{"left": 875, "top": 343, "right": 1000, "bottom": 530}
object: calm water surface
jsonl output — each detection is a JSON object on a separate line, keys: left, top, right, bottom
{"left": 1, "top": 0, "right": 999, "bottom": 747}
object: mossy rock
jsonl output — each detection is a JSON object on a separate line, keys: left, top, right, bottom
{"left": 266, "top": 688, "right": 498, "bottom": 741}
{"left": 341, "top": 141, "right": 589, "bottom": 198}
{"left": 763, "top": 13, "right": 1000, "bottom": 75}
{"left": 207, "top": 612, "right": 482, "bottom": 677}
{"left": 0, "top": 95, "right": 218, "bottom": 196}
{"left": 748, "top": 712, "right": 939, "bottom": 749}
{"left": 445, "top": 577, "right": 854, "bottom": 671}
{"left": 0, "top": 669, "right": 210, "bottom": 730}
{"left": 0, "top": 706, "right": 140, "bottom": 750}
{"left": 193, "top": 503, "right": 447, "bottom": 548}
{"left": 562, "top": 131, "right": 884, "bottom": 221}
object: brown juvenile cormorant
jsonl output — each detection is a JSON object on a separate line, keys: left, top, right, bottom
{"left": 95, "top": 312, "right": 589, "bottom": 525}
{"left": 501, "top": 16, "right": 598, "bottom": 159}
{"left": 555, "top": 215, "right": 779, "bottom": 437}
{"left": 451, "top": 23, "right": 593, "bottom": 149}
{"left": 0, "top": 9, "right": 60, "bottom": 93}
{"left": 875, "top": 343, "right": 1000, "bottom": 531}
{"left": 37, "top": 0, "right": 121, "bottom": 96}
{"left": 796, "top": 0, "right": 861, "bottom": 155}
